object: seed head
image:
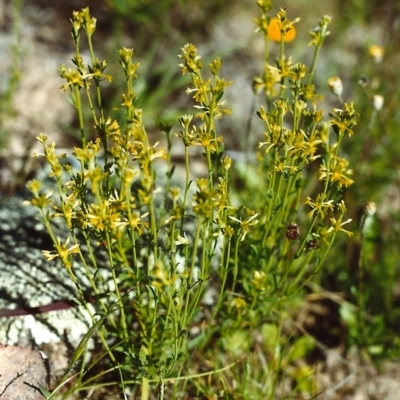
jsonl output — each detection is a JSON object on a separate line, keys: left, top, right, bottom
{"left": 306, "top": 238, "right": 319, "bottom": 251}
{"left": 286, "top": 223, "right": 300, "bottom": 240}
{"left": 365, "top": 201, "right": 377, "bottom": 216}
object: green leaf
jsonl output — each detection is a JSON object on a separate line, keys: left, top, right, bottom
{"left": 286, "top": 336, "right": 314, "bottom": 363}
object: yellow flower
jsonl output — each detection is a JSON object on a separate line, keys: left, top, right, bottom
{"left": 42, "top": 237, "right": 80, "bottom": 268}
{"left": 253, "top": 271, "right": 266, "bottom": 291}
{"left": 319, "top": 156, "right": 354, "bottom": 188}
{"left": 232, "top": 297, "right": 247, "bottom": 309}
{"left": 369, "top": 45, "right": 384, "bottom": 63}
{"left": 175, "top": 233, "right": 190, "bottom": 246}
{"left": 267, "top": 18, "right": 297, "bottom": 42}
{"left": 327, "top": 217, "right": 353, "bottom": 237}
{"left": 229, "top": 212, "right": 259, "bottom": 241}
{"left": 305, "top": 194, "right": 334, "bottom": 219}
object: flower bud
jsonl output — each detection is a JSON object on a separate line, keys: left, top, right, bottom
{"left": 328, "top": 76, "right": 343, "bottom": 98}
{"left": 372, "top": 95, "right": 384, "bottom": 111}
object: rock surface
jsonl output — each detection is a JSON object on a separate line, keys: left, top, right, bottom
{"left": 0, "top": 196, "right": 91, "bottom": 346}
{"left": 0, "top": 344, "right": 49, "bottom": 400}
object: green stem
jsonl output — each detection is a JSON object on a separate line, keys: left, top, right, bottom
{"left": 179, "top": 145, "right": 191, "bottom": 233}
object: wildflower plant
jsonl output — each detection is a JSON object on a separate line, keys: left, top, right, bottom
{"left": 27, "top": 3, "right": 357, "bottom": 399}
{"left": 249, "top": 2, "right": 355, "bottom": 281}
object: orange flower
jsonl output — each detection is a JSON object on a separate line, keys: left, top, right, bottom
{"left": 267, "top": 18, "right": 296, "bottom": 42}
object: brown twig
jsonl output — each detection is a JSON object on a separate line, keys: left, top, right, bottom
{"left": 0, "top": 299, "right": 78, "bottom": 318}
